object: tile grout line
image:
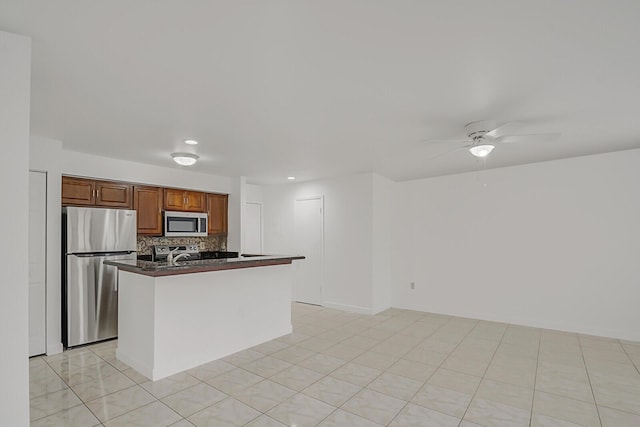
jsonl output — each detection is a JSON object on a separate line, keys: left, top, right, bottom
{"left": 297, "top": 310, "right": 446, "bottom": 425}
{"left": 83, "top": 345, "right": 168, "bottom": 425}
{"left": 43, "top": 344, "right": 166, "bottom": 426}
{"left": 261, "top": 303, "right": 348, "bottom": 426}
{"left": 528, "top": 326, "right": 542, "bottom": 427}
{"left": 288, "top": 310, "right": 427, "bottom": 426}
{"left": 386, "top": 316, "right": 483, "bottom": 427}
{"left": 37, "top": 351, "right": 100, "bottom": 424}
{"left": 30, "top": 304, "right": 640, "bottom": 426}
{"left": 456, "top": 321, "right": 508, "bottom": 426}
{"left": 219, "top": 305, "right": 361, "bottom": 426}
{"left": 619, "top": 339, "right": 640, "bottom": 377}
{"left": 336, "top": 313, "right": 446, "bottom": 426}
{"left": 577, "top": 336, "right": 604, "bottom": 427}
{"left": 34, "top": 306, "right": 331, "bottom": 426}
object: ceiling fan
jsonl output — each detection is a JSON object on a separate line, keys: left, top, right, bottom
{"left": 426, "top": 120, "right": 560, "bottom": 160}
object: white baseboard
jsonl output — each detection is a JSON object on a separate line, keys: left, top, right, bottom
{"left": 323, "top": 301, "right": 374, "bottom": 315}
{"left": 393, "top": 304, "right": 640, "bottom": 342}
{"left": 371, "top": 305, "right": 392, "bottom": 315}
{"left": 46, "top": 342, "right": 63, "bottom": 356}
{"left": 115, "top": 348, "right": 152, "bottom": 380}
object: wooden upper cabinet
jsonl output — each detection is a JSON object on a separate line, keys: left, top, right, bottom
{"left": 62, "top": 176, "right": 95, "bottom": 206}
{"left": 184, "top": 191, "right": 206, "bottom": 212}
{"left": 163, "top": 188, "right": 206, "bottom": 212}
{"left": 207, "top": 193, "right": 228, "bottom": 235}
{"left": 95, "top": 180, "right": 132, "bottom": 208}
{"left": 134, "top": 186, "right": 163, "bottom": 235}
{"left": 163, "top": 188, "right": 186, "bottom": 211}
{"left": 62, "top": 176, "right": 132, "bottom": 208}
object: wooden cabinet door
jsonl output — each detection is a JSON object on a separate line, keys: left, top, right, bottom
{"left": 163, "top": 188, "right": 186, "bottom": 211}
{"left": 134, "top": 186, "right": 163, "bottom": 235}
{"left": 184, "top": 191, "right": 206, "bottom": 212}
{"left": 207, "top": 193, "right": 228, "bottom": 234}
{"left": 95, "top": 180, "right": 132, "bottom": 208}
{"left": 164, "top": 189, "right": 206, "bottom": 212}
{"left": 62, "top": 176, "right": 95, "bottom": 206}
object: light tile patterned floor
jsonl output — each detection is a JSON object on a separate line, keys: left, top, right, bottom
{"left": 30, "top": 303, "right": 640, "bottom": 426}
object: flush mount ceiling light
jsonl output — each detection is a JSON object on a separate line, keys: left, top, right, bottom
{"left": 171, "top": 152, "right": 199, "bottom": 166}
{"left": 468, "top": 144, "right": 495, "bottom": 158}
{"left": 287, "top": 176, "right": 296, "bottom": 180}
{"left": 184, "top": 139, "right": 198, "bottom": 145}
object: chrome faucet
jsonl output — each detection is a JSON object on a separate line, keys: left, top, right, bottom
{"left": 167, "top": 247, "right": 180, "bottom": 264}
{"left": 167, "top": 248, "right": 178, "bottom": 264}
{"left": 171, "top": 253, "right": 191, "bottom": 264}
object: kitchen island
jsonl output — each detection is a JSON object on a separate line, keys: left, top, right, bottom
{"left": 105, "top": 255, "right": 304, "bottom": 381}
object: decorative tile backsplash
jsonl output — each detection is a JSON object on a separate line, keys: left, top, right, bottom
{"left": 137, "top": 235, "right": 227, "bottom": 255}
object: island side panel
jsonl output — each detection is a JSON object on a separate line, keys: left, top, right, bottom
{"left": 151, "top": 264, "right": 293, "bottom": 380}
{"left": 116, "top": 271, "right": 156, "bottom": 380}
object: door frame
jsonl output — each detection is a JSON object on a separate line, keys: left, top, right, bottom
{"left": 244, "top": 201, "right": 264, "bottom": 254}
{"left": 294, "top": 195, "right": 325, "bottom": 305}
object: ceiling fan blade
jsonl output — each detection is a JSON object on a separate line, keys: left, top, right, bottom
{"left": 484, "top": 121, "right": 524, "bottom": 139}
{"left": 425, "top": 138, "right": 471, "bottom": 144}
{"left": 496, "top": 132, "right": 561, "bottom": 144}
{"left": 425, "top": 145, "right": 470, "bottom": 162}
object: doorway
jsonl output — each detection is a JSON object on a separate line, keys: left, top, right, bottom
{"left": 243, "top": 202, "right": 263, "bottom": 254}
{"left": 29, "top": 170, "right": 47, "bottom": 356}
{"left": 293, "top": 196, "right": 324, "bottom": 305}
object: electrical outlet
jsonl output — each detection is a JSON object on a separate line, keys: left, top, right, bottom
{"left": 410, "top": 282, "right": 415, "bottom": 290}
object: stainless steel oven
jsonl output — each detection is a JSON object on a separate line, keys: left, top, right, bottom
{"left": 164, "top": 211, "right": 208, "bottom": 237}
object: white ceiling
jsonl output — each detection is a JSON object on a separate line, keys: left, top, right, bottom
{"left": 2, "top": 1, "right": 640, "bottom": 184}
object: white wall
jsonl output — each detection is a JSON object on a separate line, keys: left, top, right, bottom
{"left": 372, "top": 174, "right": 393, "bottom": 313}
{"left": 243, "top": 184, "right": 264, "bottom": 254}
{"left": 393, "top": 148, "right": 640, "bottom": 341}
{"left": 0, "top": 30, "right": 31, "bottom": 426}
{"left": 262, "top": 173, "right": 376, "bottom": 313}
{"left": 30, "top": 137, "right": 64, "bottom": 354}
{"left": 245, "top": 184, "right": 264, "bottom": 203}
{"left": 227, "top": 176, "right": 245, "bottom": 252}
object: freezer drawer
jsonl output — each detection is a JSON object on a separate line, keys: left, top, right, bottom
{"left": 66, "top": 252, "right": 135, "bottom": 347}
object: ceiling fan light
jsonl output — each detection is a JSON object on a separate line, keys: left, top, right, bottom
{"left": 171, "top": 152, "right": 199, "bottom": 166}
{"left": 469, "top": 144, "right": 495, "bottom": 158}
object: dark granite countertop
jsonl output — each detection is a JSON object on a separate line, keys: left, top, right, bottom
{"left": 105, "top": 255, "right": 305, "bottom": 277}
{"left": 137, "top": 251, "right": 240, "bottom": 262}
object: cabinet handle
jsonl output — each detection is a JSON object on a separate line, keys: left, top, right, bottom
{"left": 92, "top": 189, "right": 96, "bottom": 198}
{"left": 96, "top": 189, "right": 100, "bottom": 199}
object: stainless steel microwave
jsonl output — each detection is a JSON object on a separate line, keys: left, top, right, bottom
{"left": 164, "top": 211, "right": 208, "bottom": 237}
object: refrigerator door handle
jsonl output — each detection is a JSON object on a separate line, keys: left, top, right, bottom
{"left": 115, "top": 270, "right": 118, "bottom": 292}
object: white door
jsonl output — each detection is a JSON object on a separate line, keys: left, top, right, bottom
{"left": 293, "top": 197, "right": 323, "bottom": 305}
{"left": 29, "top": 171, "right": 47, "bottom": 356}
{"left": 243, "top": 202, "right": 263, "bottom": 254}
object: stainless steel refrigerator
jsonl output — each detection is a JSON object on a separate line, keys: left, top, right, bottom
{"left": 62, "top": 206, "right": 137, "bottom": 347}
